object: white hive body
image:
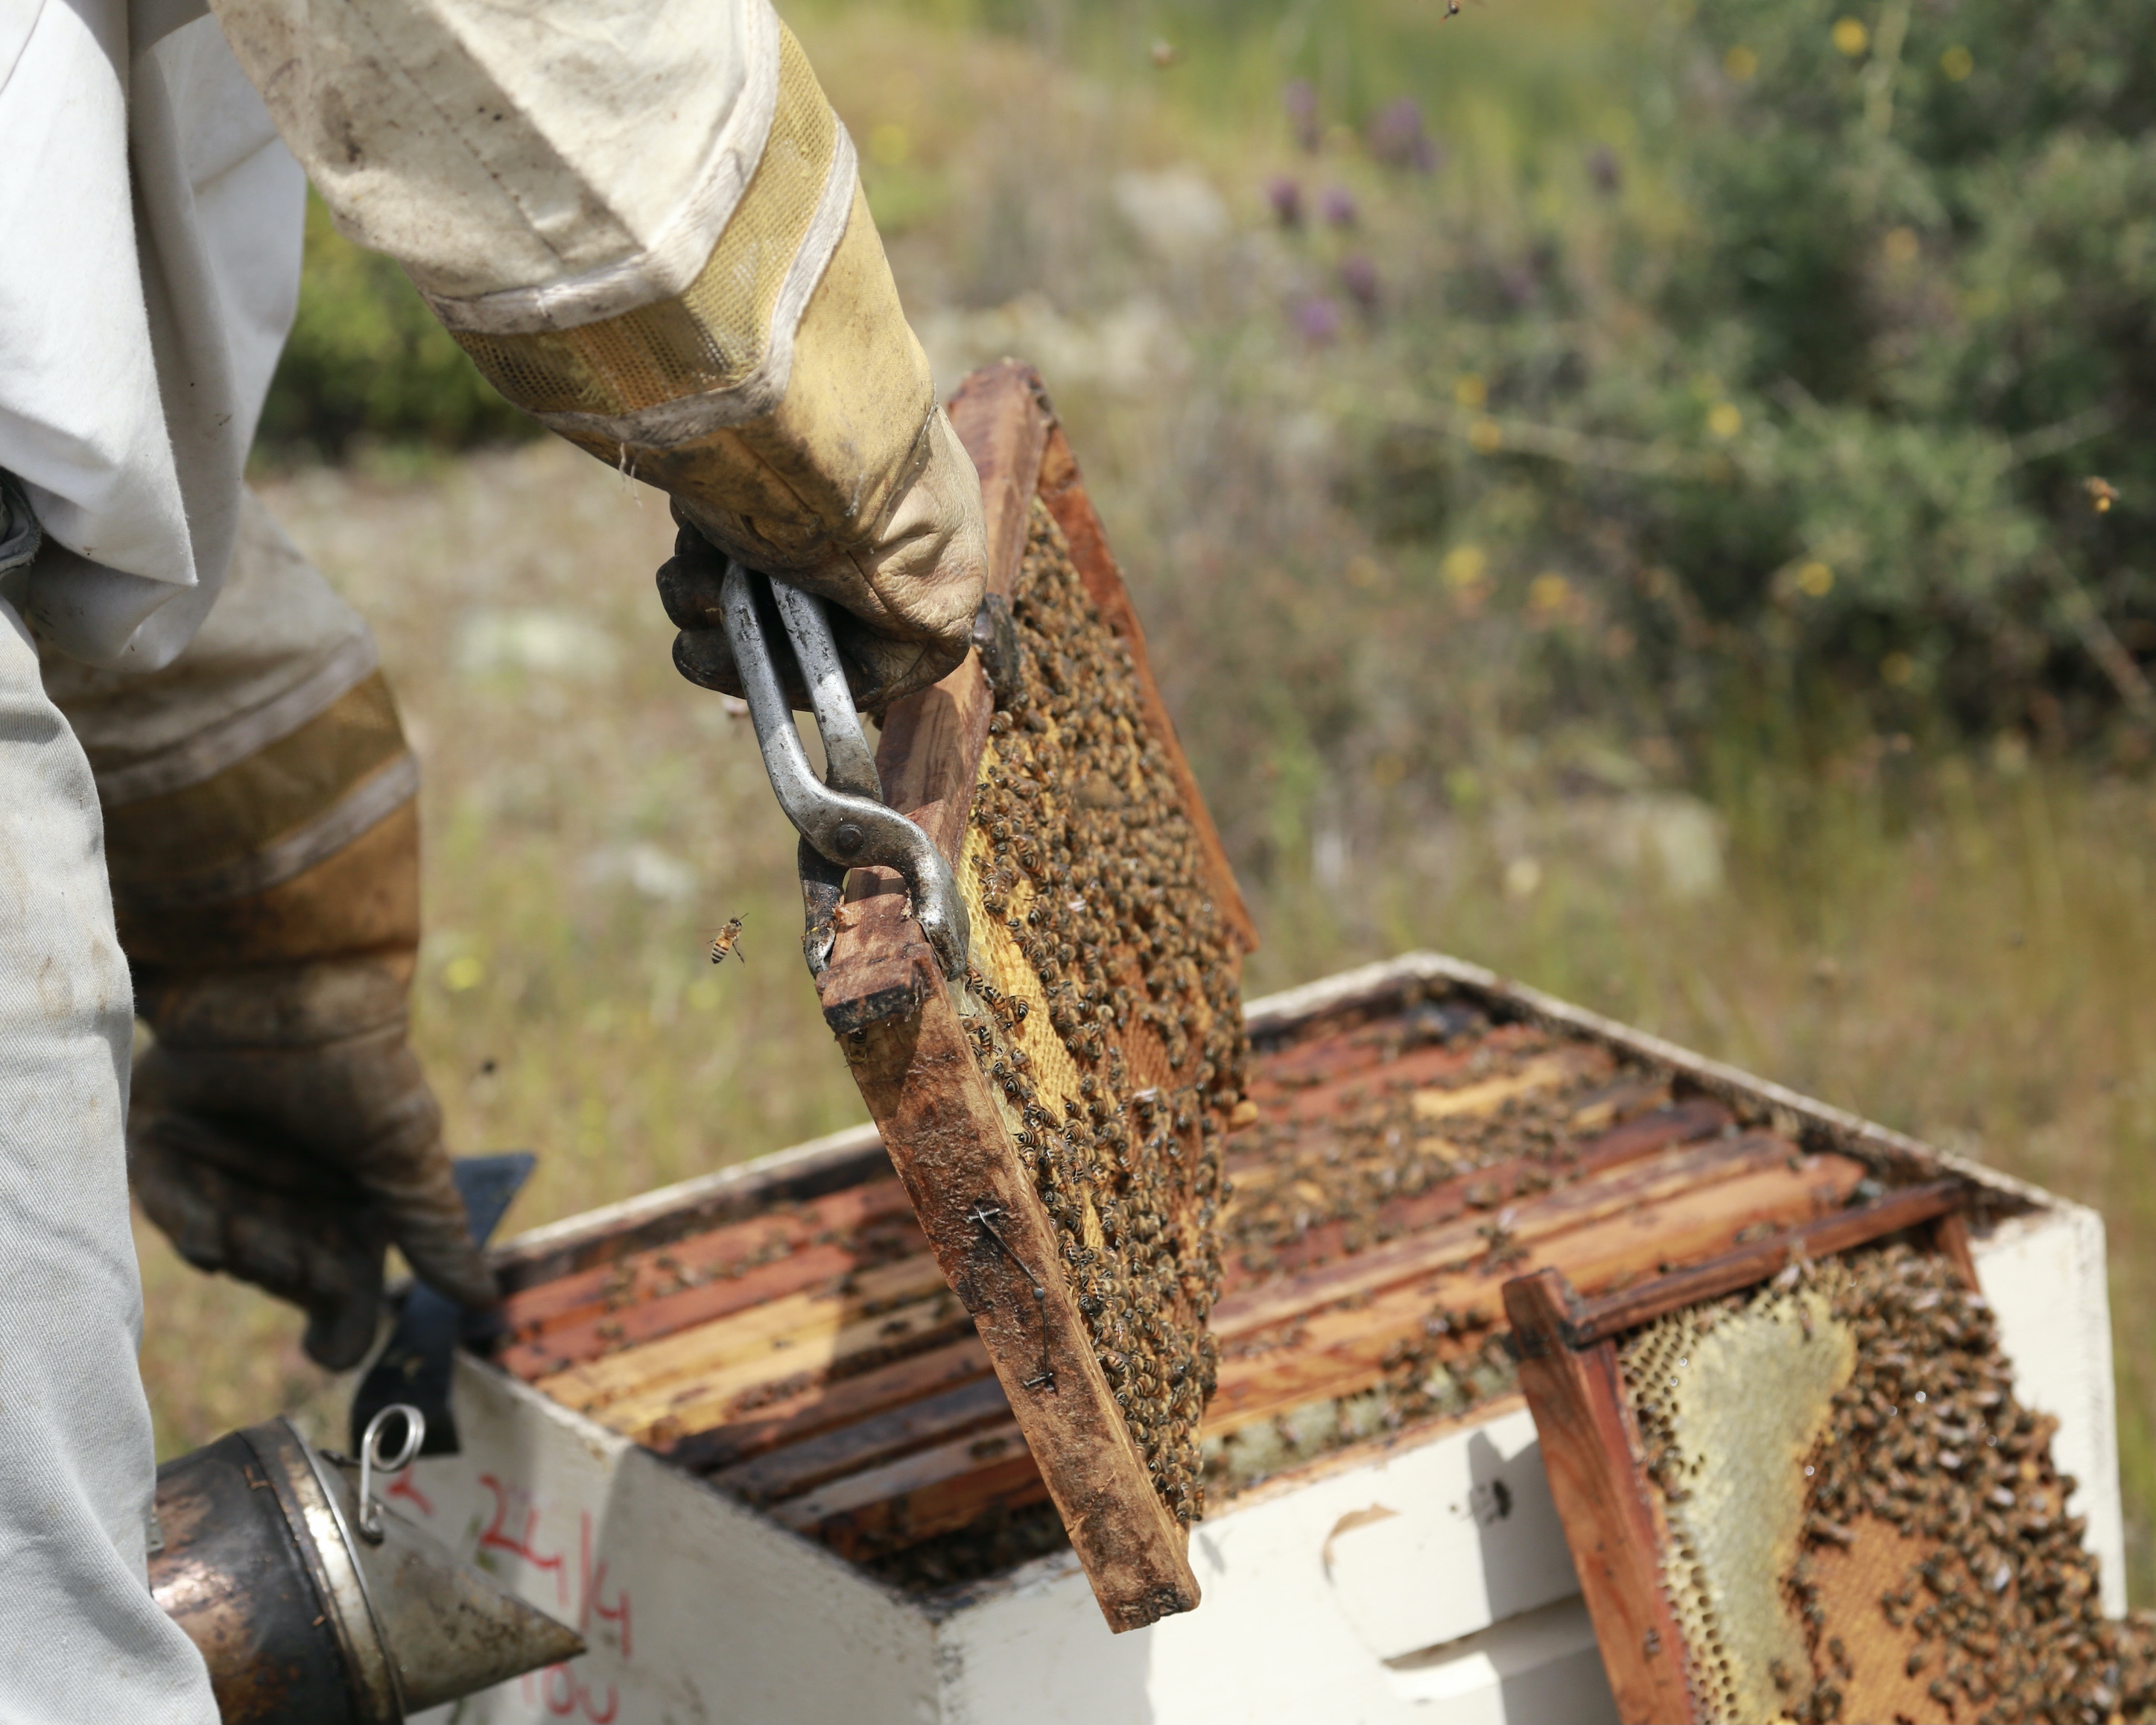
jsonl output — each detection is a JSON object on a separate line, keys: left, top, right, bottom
{"left": 402, "top": 955, "right": 2123, "bottom": 1725}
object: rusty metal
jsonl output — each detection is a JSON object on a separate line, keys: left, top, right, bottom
{"left": 150, "top": 1427, "right": 361, "bottom": 1724}
{"left": 150, "top": 1417, "right": 583, "bottom": 1722}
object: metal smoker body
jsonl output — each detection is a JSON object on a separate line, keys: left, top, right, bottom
{"left": 150, "top": 1410, "right": 583, "bottom": 1722}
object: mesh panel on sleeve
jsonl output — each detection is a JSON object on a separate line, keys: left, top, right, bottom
{"left": 452, "top": 26, "right": 840, "bottom": 422}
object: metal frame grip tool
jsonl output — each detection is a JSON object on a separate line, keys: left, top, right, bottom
{"left": 719, "top": 563, "right": 970, "bottom": 982}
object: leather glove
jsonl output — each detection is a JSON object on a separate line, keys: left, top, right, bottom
{"left": 74, "top": 569, "right": 500, "bottom": 1371}
{"left": 130, "top": 960, "right": 497, "bottom": 1370}
{"left": 656, "top": 401, "right": 988, "bottom": 712}
{"left": 408, "top": 25, "right": 989, "bottom": 714}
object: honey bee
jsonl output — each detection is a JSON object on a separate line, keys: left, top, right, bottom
{"left": 706, "top": 916, "right": 746, "bottom": 965}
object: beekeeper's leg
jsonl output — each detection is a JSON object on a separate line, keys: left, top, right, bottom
{"left": 42, "top": 490, "right": 493, "bottom": 1371}
{"left": 0, "top": 598, "right": 220, "bottom": 1722}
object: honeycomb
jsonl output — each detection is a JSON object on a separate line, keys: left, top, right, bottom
{"left": 1621, "top": 1244, "right": 2156, "bottom": 1724}
{"left": 1621, "top": 1270, "right": 1857, "bottom": 1722}
{"left": 957, "top": 498, "right": 1246, "bottom": 1527}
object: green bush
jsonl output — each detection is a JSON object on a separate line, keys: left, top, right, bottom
{"left": 256, "top": 194, "right": 537, "bottom": 459}
{"left": 1325, "top": 0, "right": 2156, "bottom": 750}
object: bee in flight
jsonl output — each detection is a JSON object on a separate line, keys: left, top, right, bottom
{"left": 707, "top": 916, "right": 746, "bottom": 965}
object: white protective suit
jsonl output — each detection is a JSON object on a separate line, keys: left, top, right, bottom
{"left": 0, "top": 0, "right": 983, "bottom": 1711}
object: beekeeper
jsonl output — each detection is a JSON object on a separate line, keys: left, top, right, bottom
{"left": 0, "top": 0, "right": 985, "bottom": 1711}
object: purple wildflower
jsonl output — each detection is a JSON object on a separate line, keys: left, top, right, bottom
{"left": 1339, "top": 253, "right": 1380, "bottom": 312}
{"left": 1586, "top": 143, "right": 1622, "bottom": 196}
{"left": 1283, "top": 79, "right": 1320, "bottom": 152}
{"left": 1293, "top": 297, "right": 1343, "bottom": 344}
{"left": 1266, "top": 175, "right": 1305, "bottom": 229}
{"left": 1367, "top": 98, "right": 1441, "bottom": 173}
{"left": 1319, "top": 185, "right": 1358, "bottom": 228}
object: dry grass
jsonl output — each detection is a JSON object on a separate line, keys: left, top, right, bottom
{"left": 135, "top": 0, "right": 2155, "bottom": 1611}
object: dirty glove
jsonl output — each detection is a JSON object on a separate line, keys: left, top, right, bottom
{"left": 44, "top": 502, "right": 500, "bottom": 1370}
{"left": 210, "top": 0, "right": 986, "bottom": 713}
{"left": 655, "top": 399, "right": 988, "bottom": 712}
{"left": 130, "top": 960, "right": 497, "bottom": 1371}
{"left": 460, "top": 28, "right": 989, "bottom": 713}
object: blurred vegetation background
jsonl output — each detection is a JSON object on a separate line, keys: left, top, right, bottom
{"left": 148, "top": 0, "right": 2156, "bottom": 1606}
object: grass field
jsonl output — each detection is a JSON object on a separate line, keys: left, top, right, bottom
{"left": 138, "top": 0, "right": 2156, "bottom": 1610}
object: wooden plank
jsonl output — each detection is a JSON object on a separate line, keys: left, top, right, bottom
{"left": 1204, "top": 1153, "right": 1870, "bottom": 1436}
{"left": 1931, "top": 1208, "right": 1981, "bottom": 1290}
{"left": 591, "top": 1291, "right": 979, "bottom": 1449}
{"left": 673, "top": 1135, "right": 1824, "bottom": 1540}
{"left": 1222, "top": 1097, "right": 1732, "bottom": 1286}
{"left": 1214, "top": 1133, "right": 1804, "bottom": 1341}
{"left": 486, "top": 1127, "right": 892, "bottom": 1294}
{"left": 663, "top": 1336, "right": 995, "bottom": 1472}
{"left": 699, "top": 1145, "right": 1891, "bottom": 1554}
{"left": 834, "top": 992, "right": 1202, "bottom": 1630}
{"left": 773, "top": 1421, "right": 1051, "bottom": 1560}
{"left": 858, "top": 658, "right": 995, "bottom": 866}
{"left": 1503, "top": 1184, "right": 1976, "bottom": 1725}
{"left": 1034, "top": 425, "right": 1255, "bottom": 953}
{"left": 1504, "top": 1269, "right": 1698, "bottom": 1724}
{"left": 504, "top": 1237, "right": 944, "bottom": 1379}
{"left": 1567, "top": 1098, "right": 1732, "bottom": 1165}
{"left": 817, "top": 896, "right": 939, "bottom": 1036}
{"left": 1234, "top": 1021, "right": 1550, "bottom": 1128}
{"left": 799, "top": 367, "right": 1230, "bottom": 1628}
{"left": 713, "top": 1374, "right": 1016, "bottom": 1507}
{"left": 1228, "top": 1042, "right": 1612, "bottom": 1165}
{"left": 500, "top": 1176, "right": 919, "bottom": 1340}
{"left": 1564, "top": 1179, "right": 1964, "bottom": 1344}
{"left": 536, "top": 1253, "right": 956, "bottom": 1417}
{"left": 1407, "top": 1052, "right": 1589, "bottom": 1121}
{"left": 945, "top": 361, "right": 1055, "bottom": 610}
{"left": 1242, "top": 1016, "right": 1544, "bottom": 1099}
{"left": 813, "top": 362, "right": 1053, "bottom": 1015}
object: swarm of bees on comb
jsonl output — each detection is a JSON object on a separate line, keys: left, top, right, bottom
{"left": 1622, "top": 1242, "right": 2156, "bottom": 1724}
{"left": 1223, "top": 1010, "right": 1623, "bottom": 1267}
{"left": 957, "top": 500, "right": 1245, "bottom": 1528}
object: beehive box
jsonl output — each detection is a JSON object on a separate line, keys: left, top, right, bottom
{"left": 402, "top": 955, "right": 2125, "bottom": 1725}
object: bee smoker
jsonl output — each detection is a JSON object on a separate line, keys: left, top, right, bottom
{"left": 149, "top": 1407, "right": 583, "bottom": 1723}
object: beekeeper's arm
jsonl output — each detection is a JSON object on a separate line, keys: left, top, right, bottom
{"left": 212, "top": 0, "right": 987, "bottom": 709}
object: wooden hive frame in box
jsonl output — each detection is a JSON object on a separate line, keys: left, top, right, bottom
{"left": 1501, "top": 1196, "right": 1973, "bottom": 1721}
{"left": 1506, "top": 1188, "right": 2152, "bottom": 1724}
{"left": 486, "top": 953, "right": 2058, "bottom": 1621}
{"left": 804, "top": 361, "right": 1258, "bottom": 1629}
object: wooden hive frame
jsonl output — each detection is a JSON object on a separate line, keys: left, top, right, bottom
{"left": 805, "top": 361, "right": 1258, "bottom": 1630}
{"left": 1501, "top": 1200, "right": 1986, "bottom": 1721}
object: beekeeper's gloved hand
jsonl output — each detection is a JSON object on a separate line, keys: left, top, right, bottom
{"left": 47, "top": 508, "right": 501, "bottom": 1371}
{"left": 212, "top": 0, "right": 988, "bottom": 708}
{"left": 130, "top": 957, "right": 497, "bottom": 1373}
{"left": 656, "top": 408, "right": 986, "bottom": 712}
{"left": 426, "top": 25, "right": 986, "bottom": 714}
